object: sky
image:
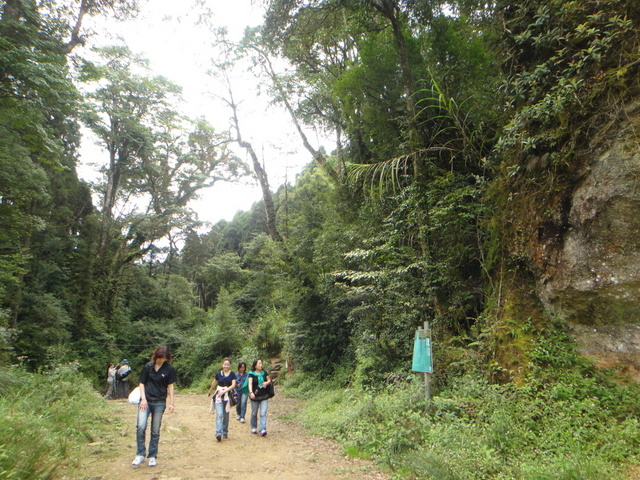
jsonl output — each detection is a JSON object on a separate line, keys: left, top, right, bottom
{"left": 78, "top": 0, "right": 325, "bottom": 226}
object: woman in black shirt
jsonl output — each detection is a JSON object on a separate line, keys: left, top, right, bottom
{"left": 131, "top": 345, "right": 177, "bottom": 467}
{"left": 208, "top": 357, "right": 236, "bottom": 441}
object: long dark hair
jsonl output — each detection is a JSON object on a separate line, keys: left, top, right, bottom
{"left": 238, "top": 361, "right": 247, "bottom": 372}
{"left": 251, "top": 359, "right": 262, "bottom": 371}
{"left": 151, "top": 345, "right": 173, "bottom": 362}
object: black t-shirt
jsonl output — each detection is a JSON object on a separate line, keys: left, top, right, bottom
{"left": 215, "top": 370, "right": 236, "bottom": 388}
{"left": 139, "top": 361, "right": 177, "bottom": 403}
{"left": 247, "top": 371, "right": 269, "bottom": 394}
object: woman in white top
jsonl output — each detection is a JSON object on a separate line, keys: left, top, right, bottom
{"left": 106, "top": 362, "right": 117, "bottom": 399}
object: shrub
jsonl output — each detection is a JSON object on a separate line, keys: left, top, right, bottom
{"left": 290, "top": 366, "right": 640, "bottom": 480}
{"left": 0, "top": 364, "right": 107, "bottom": 479}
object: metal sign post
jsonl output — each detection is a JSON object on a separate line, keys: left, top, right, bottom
{"left": 411, "top": 321, "right": 433, "bottom": 409}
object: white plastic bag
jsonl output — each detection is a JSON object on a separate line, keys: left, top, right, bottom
{"left": 128, "top": 386, "right": 141, "bottom": 404}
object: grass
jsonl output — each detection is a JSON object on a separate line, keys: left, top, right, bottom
{"left": 283, "top": 354, "right": 640, "bottom": 479}
{"left": 0, "top": 364, "right": 109, "bottom": 480}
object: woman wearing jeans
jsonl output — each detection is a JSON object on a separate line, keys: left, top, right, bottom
{"left": 248, "top": 359, "right": 272, "bottom": 437}
{"left": 235, "top": 361, "right": 248, "bottom": 423}
{"left": 207, "top": 358, "right": 236, "bottom": 441}
{"left": 132, "top": 346, "right": 177, "bottom": 467}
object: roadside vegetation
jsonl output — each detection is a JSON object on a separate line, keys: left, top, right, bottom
{"left": 0, "top": 365, "right": 108, "bottom": 479}
{"left": 286, "top": 321, "right": 640, "bottom": 480}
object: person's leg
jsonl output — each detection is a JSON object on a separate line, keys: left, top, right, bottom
{"left": 106, "top": 381, "right": 114, "bottom": 399}
{"left": 215, "top": 400, "right": 225, "bottom": 437}
{"left": 240, "top": 393, "right": 248, "bottom": 420}
{"left": 259, "top": 399, "right": 268, "bottom": 433}
{"left": 236, "top": 391, "right": 242, "bottom": 418}
{"left": 250, "top": 400, "right": 258, "bottom": 431}
{"left": 135, "top": 406, "right": 151, "bottom": 457}
{"left": 222, "top": 401, "right": 230, "bottom": 435}
{"left": 147, "top": 402, "right": 166, "bottom": 459}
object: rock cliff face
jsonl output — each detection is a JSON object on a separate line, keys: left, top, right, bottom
{"left": 533, "top": 99, "right": 640, "bottom": 377}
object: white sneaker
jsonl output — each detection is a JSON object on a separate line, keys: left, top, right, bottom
{"left": 132, "top": 455, "right": 145, "bottom": 466}
{"left": 148, "top": 457, "right": 156, "bottom": 467}
{"left": 251, "top": 428, "right": 257, "bottom": 434}
{"left": 240, "top": 418, "right": 246, "bottom": 423}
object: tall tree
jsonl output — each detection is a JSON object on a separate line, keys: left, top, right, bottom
{"left": 241, "top": 28, "right": 341, "bottom": 182}
{"left": 209, "top": 48, "right": 283, "bottom": 242}
{"left": 81, "top": 46, "right": 245, "bottom": 323}
{"left": 0, "top": 0, "right": 142, "bottom": 365}
{"left": 0, "top": 0, "right": 84, "bottom": 330}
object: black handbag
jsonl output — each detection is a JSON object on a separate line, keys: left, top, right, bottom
{"left": 253, "top": 382, "right": 275, "bottom": 402}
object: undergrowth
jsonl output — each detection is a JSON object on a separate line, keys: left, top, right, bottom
{"left": 0, "top": 363, "right": 108, "bottom": 480}
{"left": 285, "top": 322, "right": 640, "bottom": 479}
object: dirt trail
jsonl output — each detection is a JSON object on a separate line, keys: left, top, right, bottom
{"left": 61, "top": 392, "right": 389, "bottom": 480}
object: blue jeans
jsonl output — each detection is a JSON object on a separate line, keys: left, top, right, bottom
{"left": 250, "top": 399, "right": 268, "bottom": 432}
{"left": 136, "top": 402, "right": 166, "bottom": 458}
{"left": 215, "top": 400, "right": 230, "bottom": 436}
{"left": 236, "top": 392, "right": 248, "bottom": 419}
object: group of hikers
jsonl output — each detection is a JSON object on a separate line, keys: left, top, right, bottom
{"left": 107, "top": 346, "right": 273, "bottom": 468}
{"left": 105, "top": 359, "right": 132, "bottom": 399}
{"left": 206, "top": 357, "right": 273, "bottom": 440}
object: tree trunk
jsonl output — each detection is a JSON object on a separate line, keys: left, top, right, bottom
{"left": 371, "top": 0, "right": 422, "bottom": 179}
{"left": 228, "top": 92, "right": 282, "bottom": 242}
{"left": 63, "top": 0, "right": 90, "bottom": 53}
{"left": 254, "top": 47, "right": 341, "bottom": 183}
{"left": 8, "top": 234, "right": 30, "bottom": 329}
{"left": 239, "top": 137, "right": 282, "bottom": 242}
{"left": 1, "top": 0, "right": 21, "bottom": 21}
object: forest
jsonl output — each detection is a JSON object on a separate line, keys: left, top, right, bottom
{"left": 2, "top": 0, "right": 640, "bottom": 479}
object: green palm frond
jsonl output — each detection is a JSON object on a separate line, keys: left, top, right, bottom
{"left": 346, "top": 146, "right": 457, "bottom": 199}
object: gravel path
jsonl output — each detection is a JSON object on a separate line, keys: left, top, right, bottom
{"left": 61, "top": 392, "right": 389, "bottom": 480}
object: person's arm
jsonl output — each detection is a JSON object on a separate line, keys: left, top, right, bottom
{"left": 248, "top": 375, "right": 255, "bottom": 400}
{"left": 167, "top": 383, "right": 175, "bottom": 413}
{"left": 139, "top": 383, "right": 147, "bottom": 411}
{"left": 229, "top": 379, "right": 237, "bottom": 391}
{"left": 208, "top": 378, "right": 218, "bottom": 396}
{"left": 262, "top": 374, "right": 271, "bottom": 387}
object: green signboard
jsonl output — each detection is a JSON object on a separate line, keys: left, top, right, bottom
{"left": 412, "top": 330, "right": 433, "bottom": 373}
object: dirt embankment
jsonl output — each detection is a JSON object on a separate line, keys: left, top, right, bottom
{"left": 61, "top": 392, "right": 389, "bottom": 480}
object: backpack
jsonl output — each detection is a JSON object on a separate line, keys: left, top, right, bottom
{"left": 118, "top": 365, "right": 131, "bottom": 380}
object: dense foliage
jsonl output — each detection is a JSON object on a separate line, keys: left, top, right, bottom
{"left": 290, "top": 326, "right": 640, "bottom": 480}
{"left": 2, "top": 0, "right": 640, "bottom": 478}
{"left": 291, "top": 321, "right": 640, "bottom": 479}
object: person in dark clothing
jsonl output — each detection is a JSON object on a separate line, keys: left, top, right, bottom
{"left": 131, "top": 346, "right": 177, "bottom": 468}
{"left": 116, "top": 359, "right": 131, "bottom": 399}
{"left": 248, "top": 358, "right": 272, "bottom": 437}
{"left": 235, "top": 361, "right": 248, "bottom": 423}
{"left": 207, "top": 358, "right": 236, "bottom": 441}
